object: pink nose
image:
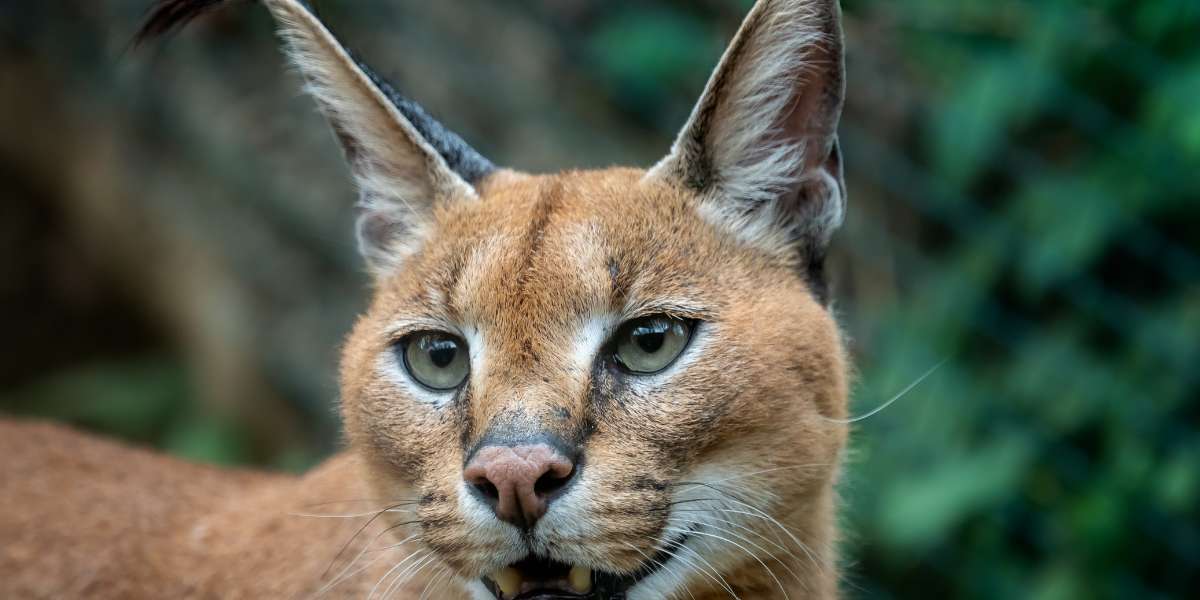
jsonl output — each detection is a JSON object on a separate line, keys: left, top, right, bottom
{"left": 463, "top": 444, "right": 576, "bottom": 528}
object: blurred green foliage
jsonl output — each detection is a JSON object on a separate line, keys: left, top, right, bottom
{"left": 1, "top": 359, "right": 254, "bottom": 467}
{"left": 833, "top": 1, "right": 1199, "bottom": 598}
{"left": 1, "top": 0, "right": 1197, "bottom": 598}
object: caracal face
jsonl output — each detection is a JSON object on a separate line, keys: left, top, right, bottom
{"left": 339, "top": 168, "right": 848, "bottom": 595}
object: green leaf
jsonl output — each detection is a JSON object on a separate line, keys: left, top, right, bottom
{"left": 877, "top": 437, "right": 1033, "bottom": 550}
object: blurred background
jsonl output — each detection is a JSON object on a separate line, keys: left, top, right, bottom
{"left": 1, "top": 0, "right": 1197, "bottom": 597}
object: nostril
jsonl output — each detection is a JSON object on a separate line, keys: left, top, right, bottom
{"left": 534, "top": 464, "right": 575, "bottom": 497}
{"left": 474, "top": 480, "right": 500, "bottom": 502}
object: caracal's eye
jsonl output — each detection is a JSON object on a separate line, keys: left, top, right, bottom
{"left": 613, "top": 316, "right": 694, "bottom": 374}
{"left": 400, "top": 332, "right": 469, "bottom": 391}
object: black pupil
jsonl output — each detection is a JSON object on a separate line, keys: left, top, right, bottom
{"left": 428, "top": 339, "right": 458, "bottom": 368}
{"left": 633, "top": 322, "right": 668, "bottom": 354}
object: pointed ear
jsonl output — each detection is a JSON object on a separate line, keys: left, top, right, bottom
{"left": 138, "top": 0, "right": 495, "bottom": 273}
{"left": 648, "top": 0, "right": 846, "bottom": 302}
{"left": 260, "top": 0, "right": 495, "bottom": 272}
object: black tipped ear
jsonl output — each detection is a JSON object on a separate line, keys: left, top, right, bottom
{"left": 648, "top": 0, "right": 846, "bottom": 303}
{"left": 135, "top": 0, "right": 231, "bottom": 45}
{"left": 136, "top": 0, "right": 496, "bottom": 274}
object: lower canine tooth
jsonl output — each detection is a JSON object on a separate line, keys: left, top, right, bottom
{"left": 569, "top": 565, "right": 593, "bottom": 593}
{"left": 493, "top": 567, "right": 522, "bottom": 596}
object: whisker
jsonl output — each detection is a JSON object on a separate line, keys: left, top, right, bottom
{"left": 381, "top": 552, "right": 438, "bottom": 600}
{"left": 677, "top": 478, "right": 779, "bottom": 510}
{"left": 666, "top": 497, "right": 731, "bottom": 508}
{"left": 667, "top": 486, "right": 827, "bottom": 577}
{"left": 291, "top": 507, "right": 416, "bottom": 519}
{"left": 297, "top": 498, "right": 419, "bottom": 509}
{"left": 369, "top": 518, "right": 423, "bottom": 547}
{"left": 418, "top": 565, "right": 451, "bottom": 600}
{"left": 671, "top": 463, "right": 833, "bottom": 488}
{"left": 700, "top": 513, "right": 809, "bottom": 578}
{"left": 429, "top": 568, "right": 456, "bottom": 600}
{"left": 621, "top": 541, "right": 697, "bottom": 600}
{"left": 668, "top": 542, "right": 741, "bottom": 600}
{"left": 313, "top": 533, "right": 418, "bottom": 598}
{"left": 654, "top": 544, "right": 734, "bottom": 599}
{"left": 667, "top": 526, "right": 790, "bottom": 600}
{"left": 367, "top": 550, "right": 427, "bottom": 600}
{"left": 824, "top": 359, "right": 946, "bottom": 424}
{"left": 707, "top": 506, "right": 825, "bottom": 576}
{"left": 322, "top": 503, "right": 417, "bottom": 579}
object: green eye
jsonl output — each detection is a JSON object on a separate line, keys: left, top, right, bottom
{"left": 613, "top": 316, "right": 694, "bottom": 374}
{"left": 400, "top": 332, "right": 469, "bottom": 391}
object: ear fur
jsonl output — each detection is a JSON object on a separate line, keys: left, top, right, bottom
{"left": 648, "top": 0, "right": 846, "bottom": 302}
{"left": 137, "top": 0, "right": 495, "bottom": 273}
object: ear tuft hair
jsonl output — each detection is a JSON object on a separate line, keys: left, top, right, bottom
{"left": 134, "top": 0, "right": 497, "bottom": 274}
{"left": 135, "top": 0, "right": 242, "bottom": 46}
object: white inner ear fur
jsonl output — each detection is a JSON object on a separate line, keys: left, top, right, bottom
{"left": 262, "top": 0, "right": 475, "bottom": 270}
{"left": 698, "top": 163, "right": 845, "bottom": 256}
{"left": 647, "top": 0, "right": 844, "bottom": 258}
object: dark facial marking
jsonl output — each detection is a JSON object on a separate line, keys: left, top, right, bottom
{"left": 454, "top": 384, "right": 476, "bottom": 451}
{"left": 607, "top": 255, "right": 632, "bottom": 307}
{"left": 465, "top": 421, "right": 581, "bottom": 467}
{"left": 515, "top": 180, "right": 565, "bottom": 291}
{"left": 419, "top": 492, "right": 449, "bottom": 507}
{"left": 630, "top": 475, "right": 670, "bottom": 493}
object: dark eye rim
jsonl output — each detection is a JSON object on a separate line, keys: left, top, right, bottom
{"left": 396, "top": 330, "right": 470, "bottom": 392}
{"left": 609, "top": 315, "right": 699, "bottom": 376}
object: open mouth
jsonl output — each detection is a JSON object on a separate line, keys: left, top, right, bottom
{"left": 480, "top": 531, "right": 691, "bottom": 600}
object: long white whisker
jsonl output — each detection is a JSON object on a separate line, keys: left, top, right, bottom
{"left": 654, "top": 542, "right": 738, "bottom": 600}
{"left": 672, "top": 506, "right": 788, "bottom": 546}
{"left": 710, "top": 505, "right": 824, "bottom": 574}
{"left": 380, "top": 552, "right": 437, "bottom": 600}
{"left": 291, "top": 507, "right": 416, "bottom": 519}
{"left": 676, "top": 464, "right": 833, "bottom": 488}
{"left": 298, "top": 498, "right": 416, "bottom": 509}
{"left": 367, "top": 550, "right": 426, "bottom": 600}
{"left": 418, "top": 565, "right": 451, "bottom": 600}
{"left": 321, "top": 503, "right": 417, "bottom": 581}
{"left": 314, "top": 533, "right": 418, "bottom": 598}
{"left": 673, "top": 516, "right": 804, "bottom": 584}
{"left": 669, "top": 543, "right": 741, "bottom": 600}
{"left": 674, "top": 489, "right": 826, "bottom": 579}
{"left": 701, "top": 513, "right": 808, "bottom": 576}
{"left": 825, "top": 359, "right": 946, "bottom": 424}
{"left": 314, "top": 549, "right": 388, "bottom": 598}
{"left": 429, "top": 568, "right": 457, "bottom": 600}
{"left": 667, "top": 526, "right": 790, "bottom": 600}
{"left": 676, "top": 486, "right": 821, "bottom": 569}
{"left": 622, "top": 540, "right": 697, "bottom": 600}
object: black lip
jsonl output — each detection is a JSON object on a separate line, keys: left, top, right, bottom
{"left": 512, "top": 593, "right": 589, "bottom": 600}
{"left": 515, "top": 594, "right": 589, "bottom": 600}
{"left": 481, "top": 529, "right": 693, "bottom": 600}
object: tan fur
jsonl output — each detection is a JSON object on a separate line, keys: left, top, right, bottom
{"left": 1, "top": 168, "right": 846, "bottom": 598}
{"left": 1, "top": 1, "right": 849, "bottom": 597}
{"left": 0, "top": 420, "right": 447, "bottom": 598}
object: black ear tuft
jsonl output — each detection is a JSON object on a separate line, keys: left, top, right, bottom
{"left": 134, "top": 0, "right": 241, "bottom": 47}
